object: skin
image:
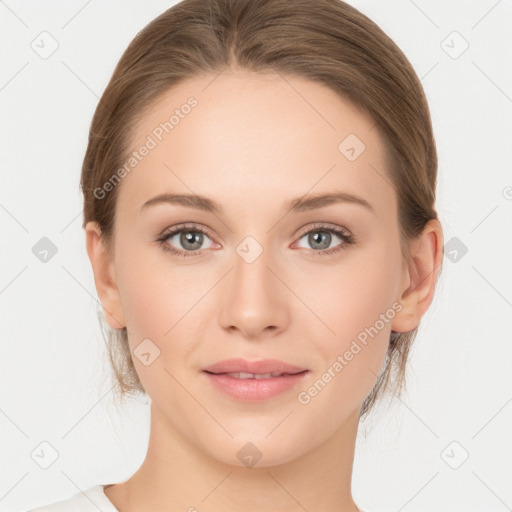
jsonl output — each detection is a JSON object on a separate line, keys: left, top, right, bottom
{"left": 86, "top": 68, "right": 443, "bottom": 512}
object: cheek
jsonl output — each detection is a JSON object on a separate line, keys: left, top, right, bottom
{"left": 302, "top": 240, "right": 401, "bottom": 389}
{"left": 114, "top": 241, "right": 211, "bottom": 361}
{"left": 113, "top": 248, "right": 194, "bottom": 398}
{"left": 113, "top": 236, "right": 177, "bottom": 348}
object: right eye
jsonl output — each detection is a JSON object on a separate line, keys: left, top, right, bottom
{"left": 156, "top": 224, "right": 216, "bottom": 257}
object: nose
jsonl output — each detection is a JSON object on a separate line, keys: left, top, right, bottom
{"left": 218, "top": 243, "right": 290, "bottom": 340}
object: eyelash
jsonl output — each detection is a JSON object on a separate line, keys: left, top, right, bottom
{"left": 156, "top": 222, "right": 355, "bottom": 258}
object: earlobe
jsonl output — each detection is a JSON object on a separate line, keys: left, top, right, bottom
{"left": 391, "top": 219, "right": 444, "bottom": 333}
{"left": 84, "top": 221, "right": 126, "bottom": 330}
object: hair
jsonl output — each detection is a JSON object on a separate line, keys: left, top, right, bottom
{"left": 81, "top": 0, "right": 442, "bottom": 420}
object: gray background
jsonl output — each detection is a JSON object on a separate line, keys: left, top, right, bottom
{"left": 1, "top": 1, "right": 511, "bottom": 511}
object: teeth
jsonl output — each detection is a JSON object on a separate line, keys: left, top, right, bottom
{"left": 224, "top": 372, "right": 285, "bottom": 379}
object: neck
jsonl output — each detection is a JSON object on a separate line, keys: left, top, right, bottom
{"left": 105, "top": 403, "right": 361, "bottom": 512}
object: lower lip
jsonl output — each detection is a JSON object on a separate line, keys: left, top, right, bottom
{"left": 203, "top": 371, "right": 309, "bottom": 402}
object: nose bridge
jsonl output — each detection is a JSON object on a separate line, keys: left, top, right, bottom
{"left": 234, "top": 235, "right": 273, "bottom": 294}
{"left": 219, "top": 233, "right": 289, "bottom": 337}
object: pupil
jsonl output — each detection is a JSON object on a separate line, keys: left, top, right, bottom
{"left": 310, "top": 231, "right": 330, "bottom": 250}
{"left": 181, "top": 231, "right": 203, "bottom": 250}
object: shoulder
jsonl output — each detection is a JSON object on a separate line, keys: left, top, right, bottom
{"left": 25, "top": 485, "right": 118, "bottom": 512}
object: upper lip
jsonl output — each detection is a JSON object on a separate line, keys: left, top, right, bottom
{"left": 203, "top": 358, "right": 307, "bottom": 375}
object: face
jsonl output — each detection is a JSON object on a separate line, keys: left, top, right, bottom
{"left": 98, "top": 70, "right": 409, "bottom": 467}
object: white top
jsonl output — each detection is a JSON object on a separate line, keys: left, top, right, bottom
{"left": 27, "top": 485, "right": 119, "bottom": 512}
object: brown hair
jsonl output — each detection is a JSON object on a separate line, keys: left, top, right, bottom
{"left": 81, "top": 0, "right": 441, "bottom": 419}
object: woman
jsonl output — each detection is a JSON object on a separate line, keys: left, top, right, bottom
{"left": 29, "top": 0, "right": 443, "bottom": 510}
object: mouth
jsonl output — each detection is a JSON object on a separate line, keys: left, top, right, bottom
{"left": 202, "top": 357, "right": 308, "bottom": 376}
{"left": 202, "top": 364, "right": 309, "bottom": 401}
{"left": 203, "top": 370, "right": 308, "bottom": 379}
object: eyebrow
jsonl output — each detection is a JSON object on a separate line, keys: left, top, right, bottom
{"left": 140, "top": 191, "right": 374, "bottom": 215}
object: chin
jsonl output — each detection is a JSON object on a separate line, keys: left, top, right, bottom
{"left": 196, "top": 427, "right": 306, "bottom": 469}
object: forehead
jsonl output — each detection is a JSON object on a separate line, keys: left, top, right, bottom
{"left": 118, "top": 69, "right": 395, "bottom": 219}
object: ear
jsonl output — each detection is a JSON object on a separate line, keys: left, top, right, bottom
{"left": 85, "top": 221, "right": 126, "bottom": 330}
{"left": 392, "top": 219, "right": 444, "bottom": 333}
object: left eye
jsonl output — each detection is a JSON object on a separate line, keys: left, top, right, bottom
{"left": 295, "top": 226, "right": 353, "bottom": 254}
